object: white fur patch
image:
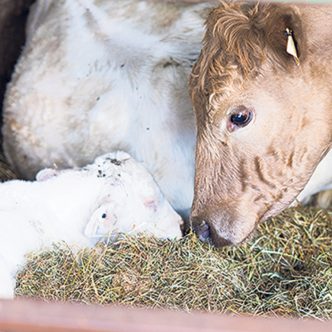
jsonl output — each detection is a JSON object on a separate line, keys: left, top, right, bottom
{"left": 0, "top": 152, "right": 182, "bottom": 298}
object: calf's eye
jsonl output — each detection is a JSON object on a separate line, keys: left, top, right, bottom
{"left": 228, "top": 106, "right": 254, "bottom": 132}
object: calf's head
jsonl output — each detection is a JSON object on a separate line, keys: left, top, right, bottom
{"left": 85, "top": 152, "right": 183, "bottom": 240}
{"left": 190, "top": 2, "right": 332, "bottom": 246}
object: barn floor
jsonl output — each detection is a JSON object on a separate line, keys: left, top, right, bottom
{"left": 16, "top": 206, "right": 332, "bottom": 319}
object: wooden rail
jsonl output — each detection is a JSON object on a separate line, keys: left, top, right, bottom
{"left": 0, "top": 299, "right": 331, "bottom": 332}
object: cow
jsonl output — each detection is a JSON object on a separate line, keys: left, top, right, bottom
{"left": 2, "top": 0, "right": 331, "bottom": 246}
{"left": 3, "top": 0, "right": 213, "bottom": 218}
{"left": 190, "top": 1, "right": 332, "bottom": 246}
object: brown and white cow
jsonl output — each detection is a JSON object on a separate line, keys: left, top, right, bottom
{"left": 190, "top": 1, "right": 332, "bottom": 246}
{"left": 2, "top": 0, "right": 331, "bottom": 246}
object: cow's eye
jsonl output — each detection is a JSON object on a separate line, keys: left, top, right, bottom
{"left": 228, "top": 106, "right": 253, "bottom": 131}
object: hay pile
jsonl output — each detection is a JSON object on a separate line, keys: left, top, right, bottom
{"left": 16, "top": 207, "right": 331, "bottom": 319}
{"left": 0, "top": 152, "right": 16, "bottom": 181}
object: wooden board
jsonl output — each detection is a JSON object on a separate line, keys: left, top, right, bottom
{"left": 0, "top": 299, "right": 331, "bottom": 332}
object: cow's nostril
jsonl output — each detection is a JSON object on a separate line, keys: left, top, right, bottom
{"left": 195, "top": 220, "right": 211, "bottom": 243}
{"left": 191, "top": 217, "right": 235, "bottom": 247}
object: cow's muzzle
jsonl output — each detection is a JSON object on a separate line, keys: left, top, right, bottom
{"left": 191, "top": 217, "right": 235, "bottom": 247}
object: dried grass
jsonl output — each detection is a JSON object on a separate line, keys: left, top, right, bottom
{"left": 16, "top": 207, "right": 332, "bottom": 319}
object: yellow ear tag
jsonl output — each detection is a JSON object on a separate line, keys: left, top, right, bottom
{"left": 285, "top": 28, "right": 300, "bottom": 66}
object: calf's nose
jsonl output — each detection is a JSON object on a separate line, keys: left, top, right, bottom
{"left": 191, "top": 217, "right": 233, "bottom": 247}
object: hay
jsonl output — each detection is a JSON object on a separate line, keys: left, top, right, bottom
{"left": 0, "top": 153, "right": 16, "bottom": 181}
{"left": 16, "top": 207, "right": 331, "bottom": 319}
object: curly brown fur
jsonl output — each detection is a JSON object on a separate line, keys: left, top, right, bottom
{"left": 190, "top": 1, "right": 305, "bottom": 122}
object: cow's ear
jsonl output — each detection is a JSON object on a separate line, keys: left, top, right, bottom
{"left": 264, "top": 6, "right": 306, "bottom": 68}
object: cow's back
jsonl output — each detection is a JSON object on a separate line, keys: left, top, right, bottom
{"left": 2, "top": 0, "right": 212, "bottom": 213}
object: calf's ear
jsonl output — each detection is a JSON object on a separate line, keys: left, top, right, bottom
{"left": 264, "top": 5, "right": 306, "bottom": 68}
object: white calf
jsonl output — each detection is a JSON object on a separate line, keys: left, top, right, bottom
{"left": 0, "top": 151, "right": 182, "bottom": 299}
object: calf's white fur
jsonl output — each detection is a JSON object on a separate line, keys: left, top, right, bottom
{"left": 0, "top": 152, "right": 182, "bottom": 299}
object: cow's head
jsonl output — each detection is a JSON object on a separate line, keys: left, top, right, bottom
{"left": 190, "top": 2, "right": 332, "bottom": 246}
